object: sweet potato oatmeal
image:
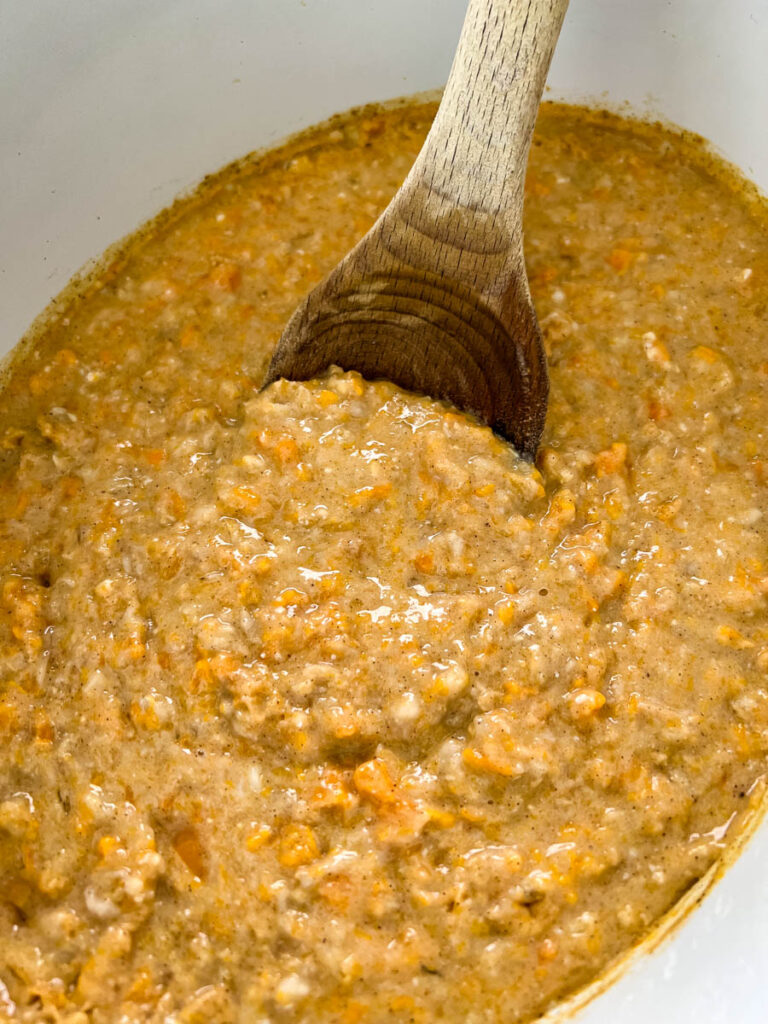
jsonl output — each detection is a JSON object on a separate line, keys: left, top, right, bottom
{"left": 1, "top": 101, "right": 768, "bottom": 1023}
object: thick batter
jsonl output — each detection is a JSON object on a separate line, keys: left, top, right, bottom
{"left": 1, "top": 102, "right": 767, "bottom": 1023}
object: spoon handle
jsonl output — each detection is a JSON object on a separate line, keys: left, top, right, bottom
{"left": 392, "top": 0, "right": 569, "bottom": 302}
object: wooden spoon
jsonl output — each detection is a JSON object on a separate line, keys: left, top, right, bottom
{"left": 263, "top": 0, "right": 569, "bottom": 459}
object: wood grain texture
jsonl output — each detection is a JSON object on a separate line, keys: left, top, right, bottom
{"left": 263, "top": 0, "right": 569, "bottom": 459}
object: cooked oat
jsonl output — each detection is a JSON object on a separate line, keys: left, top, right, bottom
{"left": 1, "top": 101, "right": 767, "bottom": 1023}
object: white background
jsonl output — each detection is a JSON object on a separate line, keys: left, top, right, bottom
{"left": 2, "top": 2, "right": 767, "bottom": 1020}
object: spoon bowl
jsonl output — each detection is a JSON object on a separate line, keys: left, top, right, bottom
{"left": 263, "top": 0, "right": 569, "bottom": 458}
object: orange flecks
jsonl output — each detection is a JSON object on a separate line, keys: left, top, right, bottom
{"left": 34, "top": 714, "right": 54, "bottom": 744}
{"left": 207, "top": 653, "right": 241, "bottom": 681}
{"left": 60, "top": 475, "right": 83, "bottom": 500}
{"left": 310, "top": 768, "right": 357, "bottom": 812}
{"left": 647, "top": 398, "right": 670, "bottom": 421}
{"left": 191, "top": 658, "right": 215, "bottom": 692}
{"left": 279, "top": 823, "right": 319, "bottom": 867}
{"left": 245, "top": 825, "right": 273, "bottom": 852}
{"left": 273, "top": 588, "right": 309, "bottom": 608}
{"left": 566, "top": 687, "right": 606, "bottom": 720}
{"left": 496, "top": 600, "right": 518, "bottom": 627}
{"left": 227, "top": 485, "right": 262, "bottom": 514}
{"left": 690, "top": 344, "right": 721, "bottom": 364}
{"left": 643, "top": 334, "right": 671, "bottom": 366}
{"left": 12, "top": 491, "right": 30, "bottom": 517}
{"left": 413, "top": 550, "right": 434, "bottom": 574}
{"left": 143, "top": 448, "right": 166, "bottom": 467}
{"left": 5, "top": 878, "right": 32, "bottom": 912}
{"left": 317, "top": 873, "right": 354, "bottom": 910}
{"left": 716, "top": 625, "right": 754, "bottom": 649}
{"left": 526, "top": 177, "right": 552, "bottom": 197}
{"left": 353, "top": 757, "right": 398, "bottom": 804}
{"left": 28, "top": 373, "right": 52, "bottom": 396}
{"left": 54, "top": 348, "right": 79, "bottom": 367}
{"left": 237, "top": 580, "right": 261, "bottom": 606}
{"left": 318, "top": 389, "right": 340, "bottom": 407}
{"left": 207, "top": 262, "right": 242, "bottom": 292}
{"left": 655, "top": 497, "right": 682, "bottom": 524}
{"left": 0, "top": 702, "right": 18, "bottom": 734}
{"left": 340, "top": 1002, "right": 367, "bottom": 1024}
{"left": 504, "top": 680, "right": 538, "bottom": 701}
{"left": 462, "top": 747, "right": 512, "bottom": 776}
{"left": 348, "top": 483, "right": 392, "bottom": 507}
{"left": 273, "top": 437, "right": 299, "bottom": 464}
{"left": 389, "top": 996, "right": 416, "bottom": 1013}
{"left": 425, "top": 806, "right": 456, "bottom": 828}
{"left": 97, "top": 835, "right": 121, "bottom": 859}
{"left": 179, "top": 324, "right": 202, "bottom": 349}
{"left": 608, "top": 248, "right": 634, "bottom": 274}
{"left": 530, "top": 265, "right": 558, "bottom": 287}
{"left": 594, "top": 442, "right": 628, "bottom": 478}
{"left": 474, "top": 482, "right": 495, "bottom": 497}
{"left": 124, "top": 967, "right": 159, "bottom": 1003}
{"left": 130, "top": 698, "right": 162, "bottom": 732}
{"left": 173, "top": 826, "right": 206, "bottom": 879}
{"left": 543, "top": 490, "right": 576, "bottom": 532}
{"left": 538, "top": 938, "right": 559, "bottom": 962}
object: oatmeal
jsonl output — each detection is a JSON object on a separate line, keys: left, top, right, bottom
{"left": 1, "top": 101, "right": 767, "bottom": 1023}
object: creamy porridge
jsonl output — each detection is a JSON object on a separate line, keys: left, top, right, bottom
{"left": 1, "top": 101, "right": 767, "bottom": 1023}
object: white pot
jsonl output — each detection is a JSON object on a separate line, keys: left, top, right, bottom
{"left": 1, "top": 2, "right": 766, "bottom": 1020}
